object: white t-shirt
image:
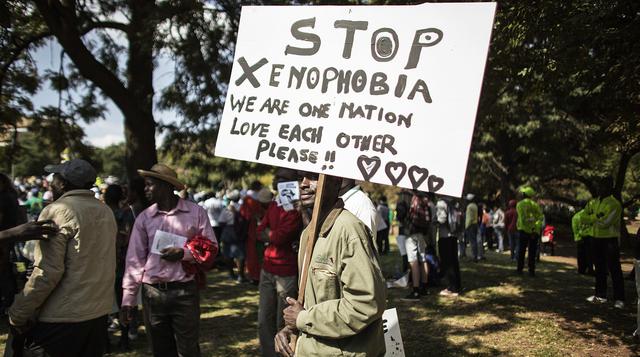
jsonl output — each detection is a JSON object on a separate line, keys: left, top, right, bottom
{"left": 200, "top": 197, "right": 224, "bottom": 227}
{"left": 341, "top": 186, "right": 378, "bottom": 240}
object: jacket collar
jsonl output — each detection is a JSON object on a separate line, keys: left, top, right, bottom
{"left": 59, "top": 189, "right": 95, "bottom": 199}
{"left": 149, "top": 198, "right": 190, "bottom": 216}
{"left": 319, "top": 203, "right": 345, "bottom": 237}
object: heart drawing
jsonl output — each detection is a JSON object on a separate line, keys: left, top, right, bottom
{"left": 357, "top": 155, "right": 382, "bottom": 182}
{"left": 385, "top": 162, "right": 407, "bottom": 186}
{"left": 427, "top": 175, "right": 444, "bottom": 192}
{"left": 408, "top": 166, "right": 429, "bottom": 190}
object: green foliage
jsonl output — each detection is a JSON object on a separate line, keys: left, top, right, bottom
{"left": 94, "top": 142, "right": 126, "bottom": 179}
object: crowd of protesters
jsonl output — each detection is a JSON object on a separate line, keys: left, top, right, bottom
{"left": 0, "top": 160, "right": 637, "bottom": 356}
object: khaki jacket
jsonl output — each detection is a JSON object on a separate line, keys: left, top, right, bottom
{"left": 296, "top": 207, "right": 386, "bottom": 357}
{"left": 10, "top": 190, "right": 116, "bottom": 325}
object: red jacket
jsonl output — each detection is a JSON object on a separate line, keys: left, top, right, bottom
{"left": 257, "top": 201, "right": 302, "bottom": 277}
{"left": 504, "top": 200, "right": 518, "bottom": 233}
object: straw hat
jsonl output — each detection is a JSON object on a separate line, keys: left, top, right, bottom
{"left": 138, "top": 164, "right": 185, "bottom": 190}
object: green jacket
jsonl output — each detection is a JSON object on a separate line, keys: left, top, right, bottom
{"left": 465, "top": 202, "right": 478, "bottom": 229}
{"left": 571, "top": 209, "right": 588, "bottom": 242}
{"left": 516, "top": 198, "right": 543, "bottom": 234}
{"left": 296, "top": 208, "right": 386, "bottom": 357}
{"left": 583, "top": 195, "right": 622, "bottom": 238}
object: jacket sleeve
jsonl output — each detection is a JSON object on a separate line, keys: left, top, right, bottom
{"left": 9, "top": 205, "right": 76, "bottom": 326}
{"left": 296, "top": 228, "right": 386, "bottom": 339}
{"left": 269, "top": 210, "right": 302, "bottom": 246}
{"left": 595, "top": 199, "right": 621, "bottom": 229}
{"left": 122, "top": 215, "right": 149, "bottom": 306}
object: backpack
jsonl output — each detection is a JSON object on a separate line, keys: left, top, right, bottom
{"left": 409, "top": 194, "right": 431, "bottom": 233}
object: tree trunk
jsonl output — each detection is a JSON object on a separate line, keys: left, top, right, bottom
{"left": 34, "top": 0, "right": 158, "bottom": 180}
{"left": 125, "top": 0, "right": 158, "bottom": 177}
{"left": 614, "top": 151, "right": 633, "bottom": 249}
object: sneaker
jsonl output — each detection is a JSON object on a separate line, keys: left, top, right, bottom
{"left": 439, "top": 289, "right": 459, "bottom": 297}
{"left": 613, "top": 300, "right": 624, "bottom": 309}
{"left": 108, "top": 319, "right": 120, "bottom": 332}
{"left": 401, "top": 291, "right": 421, "bottom": 301}
{"left": 128, "top": 328, "right": 139, "bottom": 340}
{"left": 586, "top": 295, "right": 607, "bottom": 303}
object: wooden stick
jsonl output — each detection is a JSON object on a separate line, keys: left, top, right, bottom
{"left": 290, "top": 173, "right": 341, "bottom": 352}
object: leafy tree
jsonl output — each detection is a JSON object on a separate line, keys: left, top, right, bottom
{"left": 1, "top": 0, "right": 249, "bottom": 179}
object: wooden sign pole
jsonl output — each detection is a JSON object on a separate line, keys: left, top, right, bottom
{"left": 290, "top": 173, "right": 341, "bottom": 352}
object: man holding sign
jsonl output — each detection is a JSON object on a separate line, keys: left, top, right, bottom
{"left": 121, "top": 164, "right": 217, "bottom": 357}
{"left": 275, "top": 172, "right": 386, "bottom": 357}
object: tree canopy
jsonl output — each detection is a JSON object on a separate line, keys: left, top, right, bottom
{"left": 1, "top": 0, "right": 638, "bottom": 214}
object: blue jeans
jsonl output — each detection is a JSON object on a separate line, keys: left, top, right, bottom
{"left": 466, "top": 224, "right": 482, "bottom": 260}
{"left": 494, "top": 227, "right": 504, "bottom": 252}
{"left": 508, "top": 231, "right": 519, "bottom": 260}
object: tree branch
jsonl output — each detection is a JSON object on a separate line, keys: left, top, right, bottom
{"left": 33, "top": 0, "right": 136, "bottom": 119}
{"left": 0, "top": 31, "right": 51, "bottom": 85}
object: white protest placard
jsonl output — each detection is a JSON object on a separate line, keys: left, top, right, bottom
{"left": 215, "top": 3, "right": 496, "bottom": 197}
{"left": 151, "top": 230, "right": 188, "bottom": 255}
{"left": 383, "top": 308, "right": 405, "bottom": 357}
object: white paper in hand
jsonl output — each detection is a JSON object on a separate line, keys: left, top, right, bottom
{"left": 151, "top": 230, "right": 188, "bottom": 255}
{"left": 383, "top": 308, "right": 405, "bottom": 357}
{"left": 277, "top": 181, "right": 299, "bottom": 211}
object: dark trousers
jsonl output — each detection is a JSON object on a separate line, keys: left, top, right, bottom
{"left": 577, "top": 237, "right": 594, "bottom": 274}
{"left": 438, "top": 236, "right": 461, "bottom": 292}
{"left": 517, "top": 231, "right": 538, "bottom": 274}
{"left": 6, "top": 315, "right": 108, "bottom": 357}
{"left": 581, "top": 236, "right": 594, "bottom": 274}
{"left": 591, "top": 237, "right": 625, "bottom": 301}
{"left": 142, "top": 281, "right": 201, "bottom": 357}
{"left": 376, "top": 227, "right": 390, "bottom": 255}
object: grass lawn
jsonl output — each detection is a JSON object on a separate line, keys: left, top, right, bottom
{"left": 0, "top": 233, "right": 637, "bottom": 356}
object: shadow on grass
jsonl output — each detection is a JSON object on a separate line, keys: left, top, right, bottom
{"left": 383, "top": 236, "right": 638, "bottom": 356}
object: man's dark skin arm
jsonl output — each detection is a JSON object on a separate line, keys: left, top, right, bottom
{"left": 0, "top": 220, "right": 58, "bottom": 243}
{"left": 274, "top": 326, "right": 295, "bottom": 357}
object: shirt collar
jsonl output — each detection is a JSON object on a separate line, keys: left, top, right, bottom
{"left": 339, "top": 185, "right": 360, "bottom": 201}
{"left": 149, "top": 198, "right": 190, "bottom": 216}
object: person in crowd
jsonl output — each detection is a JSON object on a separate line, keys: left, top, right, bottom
{"left": 218, "top": 189, "right": 247, "bottom": 282}
{"left": 242, "top": 181, "right": 266, "bottom": 284}
{"left": 200, "top": 186, "right": 225, "bottom": 243}
{"left": 0, "top": 173, "right": 22, "bottom": 314}
{"left": 104, "top": 184, "right": 135, "bottom": 349}
{"left": 256, "top": 168, "right": 302, "bottom": 357}
{"left": 493, "top": 204, "right": 505, "bottom": 253}
{"left": 119, "top": 175, "right": 149, "bottom": 341}
{"left": 339, "top": 179, "right": 379, "bottom": 243}
{"left": 120, "top": 163, "right": 217, "bottom": 357}
{"left": 483, "top": 205, "right": 494, "bottom": 251}
{"left": 572, "top": 208, "right": 591, "bottom": 275}
{"left": 376, "top": 196, "right": 390, "bottom": 255}
{"left": 434, "top": 198, "right": 462, "bottom": 297}
{"left": 516, "top": 186, "right": 543, "bottom": 277}
{"left": 504, "top": 199, "right": 518, "bottom": 261}
{"left": 395, "top": 189, "right": 413, "bottom": 273}
{"left": 274, "top": 172, "right": 386, "bottom": 357}
{"left": 9, "top": 159, "right": 116, "bottom": 357}
{"left": 465, "top": 194, "right": 482, "bottom": 262}
{"left": 127, "top": 175, "right": 150, "bottom": 219}
{"left": 583, "top": 177, "right": 625, "bottom": 308}
{"left": 402, "top": 190, "right": 432, "bottom": 301}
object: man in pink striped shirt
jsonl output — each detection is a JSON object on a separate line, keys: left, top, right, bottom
{"left": 120, "top": 164, "right": 216, "bottom": 357}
